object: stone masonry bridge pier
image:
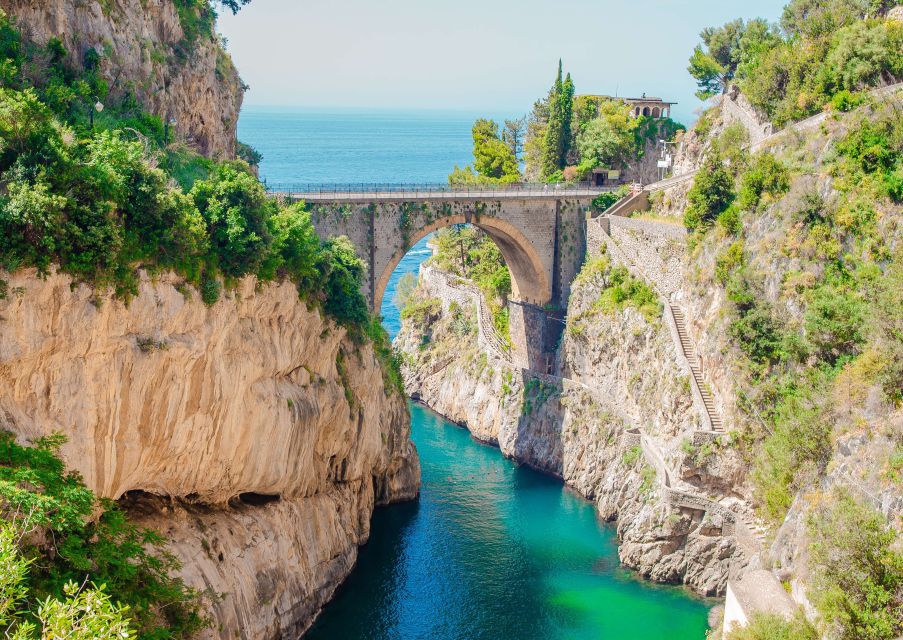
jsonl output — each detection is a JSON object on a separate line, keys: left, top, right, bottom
{"left": 274, "top": 184, "right": 611, "bottom": 370}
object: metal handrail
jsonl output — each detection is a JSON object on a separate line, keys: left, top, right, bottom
{"left": 264, "top": 181, "right": 619, "bottom": 195}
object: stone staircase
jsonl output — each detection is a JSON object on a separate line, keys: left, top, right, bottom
{"left": 669, "top": 304, "right": 724, "bottom": 433}
{"left": 476, "top": 295, "right": 512, "bottom": 362}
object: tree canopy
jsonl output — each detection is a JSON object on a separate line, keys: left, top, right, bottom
{"left": 448, "top": 118, "right": 520, "bottom": 184}
{"left": 690, "top": 1, "right": 903, "bottom": 125}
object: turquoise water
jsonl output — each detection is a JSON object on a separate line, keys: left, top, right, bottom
{"left": 306, "top": 405, "right": 710, "bottom": 640}
{"left": 238, "top": 108, "right": 710, "bottom": 639}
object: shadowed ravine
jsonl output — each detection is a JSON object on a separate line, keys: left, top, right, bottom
{"left": 304, "top": 239, "right": 710, "bottom": 639}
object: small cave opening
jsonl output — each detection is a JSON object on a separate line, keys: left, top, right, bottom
{"left": 236, "top": 492, "right": 281, "bottom": 507}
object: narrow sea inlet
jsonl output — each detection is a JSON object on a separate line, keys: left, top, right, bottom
{"left": 307, "top": 403, "right": 710, "bottom": 640}
{"left": 303, "top": 237, "right": 710, "bottom": 639}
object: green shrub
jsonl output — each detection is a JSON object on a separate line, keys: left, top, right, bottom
{"left": 191, "top": 163, "right": 274, "bottom": 278}
{"left": 716, "top": 204, "right": 743, "bottom": 234}
{"left": 830, "top": 89, "right": 865, "bottom": 112}
{"left": 835, "top": 111, "right": 903, "bottom": 202}
{"left": 200, "top": 275, "right": 221, "bottom": 305}
{"left": 684, "top": 153, "right": 735, "bottom": 229}
{"left": 621, "top": 446, "right": 643, "bottom": 467}
{"left": 400, "top": 296, "right": 441, "bottom": 327}
{"left": 319, "top": 236, "right": 370, "bottom": 331}
{"left": 808, "top": 490, "right": 903, "bottom": 640}
{"left": 715, "top": 240, "right": 745, "bottom": 284}
{"left": 574, "top": 247, "right": 661, "bottom": 322}
{"left": 591, "top": 185, "right": 630, "bottom": 213}
{"left": 752, "top": 373, "right": 833, "bottom": 523}
{"left": 737, "top": 153, "right": 791, "bottom": 212}
{"left": 0, "top": 432, "right": 206, "bottom": 638}
{"left": 236, "top": 140, "right": 262, "bottom": 166}
{"left": 727, "top": 272, "right": 804, "bottom": 375}
{"left": 804, "top": 284, "right": 867, "bottom": 365}
{"left": 716, "top": 122, "right": 751, "bottom": 173}
{"left": 725, "top": 612, "right": 817, "bottom": 640}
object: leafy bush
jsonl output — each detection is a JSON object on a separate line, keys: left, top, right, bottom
{"left": 190, "top": 163, "right": 274, "bottom": 278}
{"left": 737, "top": 153, "right": 791, "bottom": 212}
{"left": 575, "top": 248, "right": 661, "bottom": 323}
{"left": 830, "top": 89, "right": 866, "bottom": 112}
{"left": 752, "top": 373, "right": 833, "bottom": 523}
{"left": 717, "top": 204, "right": 742, "bottom": 234}
{"left": 684, "top": 153, "right": 735, "bottom": 229}
{"left": 804, "top": 284, "right": 867, "bottom": 365}
{"left": 808, "top": 490, "right": 903, "bottom": 640}
{"left": 400, "top": 296, "right": 441, "bottom": 326}
{"left": 715, "top": 240, "right": 744, "bottom": 284}
{"left": 835, "top": 110, "right": 903, "bottom": 202}
{"left": 591, "top": 185, "right": 630, "bottom": 213}
{"left": 319, "top": 236, "right": 370, "bottom": 330}
{"left": 725, "top": 612, "right": 817, "bottom": 640}
{"left": 0, "top": 433, "right": 206, "bottom": 638}
{"left": 236, "top": 140, "right": 262, "bottom": 166}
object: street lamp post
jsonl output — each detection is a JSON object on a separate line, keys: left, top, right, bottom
{"left": 89, "top": 99, "right": 104, "bottom": 129}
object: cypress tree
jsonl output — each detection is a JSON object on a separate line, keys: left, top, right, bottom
{"left": 541, "top": 61, "right": 575, "bottom": 178}
{"left": 541, "top": 61, "right": 565, "bottom": 178}
{"left": 561, "top": 72, "right": 575, "bottom": 165}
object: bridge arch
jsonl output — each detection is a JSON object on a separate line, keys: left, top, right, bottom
{"left": 373, "top": 214, "right": 552, "bottom": 312}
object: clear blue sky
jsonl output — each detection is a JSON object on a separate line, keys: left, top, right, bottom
{"left": 218, "top": 0, "right": 787, "bottom": 124}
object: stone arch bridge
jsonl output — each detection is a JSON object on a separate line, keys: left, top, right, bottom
{"left": 276, "top": 185, "right": 611, "bottom": 369}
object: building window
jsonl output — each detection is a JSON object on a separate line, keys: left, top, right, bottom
{"left": 642, "top": 107, "right": 650, "bottom": 116}
{"left": 652, "top": 107, "right": 660, "bottom": 118}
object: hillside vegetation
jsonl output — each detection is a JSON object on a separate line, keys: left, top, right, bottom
{"left": 689, "top": 0, "right": 903, "bottom": 126}
{"left": 683, "top": 3, "right": 903, "bottom": 638}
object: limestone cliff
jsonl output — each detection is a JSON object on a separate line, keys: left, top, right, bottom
{"left": 397, "top": 264, "right": 747, "bottom": 596}
{"left": 0, "top": 0, "right": 243, "bottom": 158}
{"left": 0, "top": 269, "right": 420, "bottom": 638}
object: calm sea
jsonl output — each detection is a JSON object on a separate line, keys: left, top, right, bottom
{"left": 238, "top": 107, "right": 711, "bottom": 640}
{"left": 237, "top": 106, "right": 513, "bottom": 187}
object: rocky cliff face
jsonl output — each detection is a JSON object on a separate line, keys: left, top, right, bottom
{"left": 0, "top": 269, "right": 420, "bottom": 638}
{"left": 397, "top": 265, "right": 747, "bottom": 596}
{"left": 0, "top": 0, "right": 243, "bottom": 158}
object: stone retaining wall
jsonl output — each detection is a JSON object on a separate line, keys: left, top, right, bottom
{"left": 721, "top": 87, "right": 773, "bottom": 147}
{"left": 608, "top": 217, "right": 686, "bottom": 299}
{"left": 585, "top": 216, "right": 687, "bottom": 301}
{"left": 418, "top": 265, "right": 511, "bottom": 362}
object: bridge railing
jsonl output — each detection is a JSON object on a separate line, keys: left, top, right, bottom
{"left": 265, "top": 181, "right": 618, "bottom": 196}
